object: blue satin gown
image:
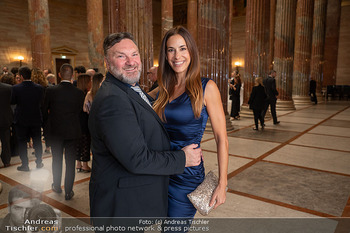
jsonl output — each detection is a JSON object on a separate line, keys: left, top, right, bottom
{"left": 164, "top": 77, "right": 210, "bottom": 218}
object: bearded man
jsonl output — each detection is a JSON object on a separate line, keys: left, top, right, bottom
{"left": 88, "top": 32, "right": 202, "bottom": 222}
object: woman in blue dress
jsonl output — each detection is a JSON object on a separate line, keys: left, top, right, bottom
{"left": 149, "top": 26, "right": 228, "bottom": 220}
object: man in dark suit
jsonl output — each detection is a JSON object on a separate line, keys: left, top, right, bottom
{"left": 309, "top": 78, "right": 317, "bottom": 104}
{"left": 147, "top": 66, "right": 158, "bottom": 91}
{"left": 0, "top": 82, "right": 13, "bottom": 167}
{"left": 262, "top": 70, "right": 280, "bottom": 124}
{"left": 89, "top": 33, "right": 201, "bottom": 221}
{"left": 11, "top": 67, "right": 44, "bottom": 171}
{"left": 43, "top": 63, "right": 85, "bottom": 200}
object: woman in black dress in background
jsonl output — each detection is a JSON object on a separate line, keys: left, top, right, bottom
{"left": 76, "top": 74, "right": 92, "bottom": 172}
{"left": 229, "top": 71, "right": 241, "bottom": 120}
{"left": 248, "top": 77, "right": 267, "bottom": 130}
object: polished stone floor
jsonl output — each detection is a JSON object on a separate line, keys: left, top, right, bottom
{"left": 0, "top": 100, "right": 349, "bottom": 232}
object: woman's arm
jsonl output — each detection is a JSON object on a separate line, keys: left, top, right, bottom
{"left": 204, "top": 80, "right": 229, "bottom": 209}
{"left": 83, "top": 91, "right": 93, "bottom": 113}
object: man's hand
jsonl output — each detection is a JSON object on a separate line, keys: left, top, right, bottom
{"left": 182, "top": 144, "right": 202, "bottom": 167}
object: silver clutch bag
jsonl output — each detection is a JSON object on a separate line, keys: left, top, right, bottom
{"left": 187, "top": 170, "right": 218, "bottom": 216}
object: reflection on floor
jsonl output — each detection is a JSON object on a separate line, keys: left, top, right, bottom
{"left": 0, "top": 101, "right": 349, "bottom": 232}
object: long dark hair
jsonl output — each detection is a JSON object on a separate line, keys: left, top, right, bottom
{"left": 154, "top": 26, "right": 203, "bottom": 120}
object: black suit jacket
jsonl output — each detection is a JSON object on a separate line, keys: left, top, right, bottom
{"left": 43, "top": 81, "right": 85, "bottom": 140}
{"left": 0, "top": 83, "right": 13, "bottom": 128}
{"left": 89, "top": 73, "right": 185, "bottom": 218}
{"left": 310, "top": 80, "right": 317, "bottom": 93}
{"left": 248, "top": 84, "right": 267, "bottom": 110}
{"left": 263, "top": 76, "right": 278, "bottom": 100}
{"left": 11, "top": 81, "right": 44, "bottom": 127}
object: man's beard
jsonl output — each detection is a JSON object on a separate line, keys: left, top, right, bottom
{"left": 110, "top": 65, "right": 142, "bottom": 85}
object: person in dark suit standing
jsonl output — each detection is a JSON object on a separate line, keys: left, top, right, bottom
{"left": 147, "top": 66, "right": 158, "bottom": 92}
{"left": 0, "top": 81, "right": 13, "bottom": 167}
{"left": 11, "top": 67, "right": 44, "bottom": 171}
{"left": 309, "top": 77, "right": 317, "bottom": 104}
{"left": 88, "top": 32, "right": 201, "bottom": 221}
{"left": 43, "top": 64, "right": 85, "bottom": 200}
{"left": 248, "top": 77, "right": 267, "bottom": 130}
{"left": 262, "top": 70, "right": 280, "bottom": 124}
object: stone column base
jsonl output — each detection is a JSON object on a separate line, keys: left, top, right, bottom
{"left": 317, "top": 92, "right": 324, "bottom": 103}
{"left": 239, "top": 105, "right": 272, "bottom": 119}
{"left": 292, "top": 95, "right": 313, "bottom": 107}
{"left": 205, "top": 114, "right": 234, "bottom": 132}
{"left": 239, "top": 105, "right": 254, "bottom": 118}
{"left": 276, "top": 99, "right": 296, "bottom": 111}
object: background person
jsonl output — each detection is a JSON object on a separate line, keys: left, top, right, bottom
{"left": 76, "top": 74, "right": 92, "bottom": 173}
{"left": 309, "top": 78, "right": 317, "bottom": 104}
{"left": 248, "top": 77, "right": 267, "bottom": 131}
{"left": 83, "top": 73, "right": 104, "bottom": 114}
{"left": 0, "top": 80, "right": 13, "bottom": 167}
{"left": 147, "top": 66, "right": 158, "bottom": 92}
{"left": 229, "top": 71, "right": 241, "bottom": 120}
{"left": 262, "top": 70, "right": 279, "bottom": 125}
{"left": 11, "top": 67, "right": 44, "bottom": 171}
{"left": 46, "top": 74, "right": 56, "bottom": 86}
{"left": 43, "top": 64, "right": 85, "bottom": 200}
{"left": 86, "top": 69, "right": 96, "bottom": 77}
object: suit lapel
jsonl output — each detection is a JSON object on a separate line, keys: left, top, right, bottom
{"left": 106, "top": 73, "right": 169, "bottom": 137}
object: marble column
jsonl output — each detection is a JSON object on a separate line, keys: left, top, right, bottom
{"left": 269, "top": 0, "right": 276, "bottom": 70}
{"left": 323, "top": 0, "right": 340, "bottom": 87}
{"left": 162, "top": 0, "right": 173, "bottom": 37}
{"left": 310, "top": 0, "right": 327, "bottom": 95}
{"left": 198, "top": 0, "right": 233, "bottom": 131}
{"left": 187, "top": 0, "right": 198, "bottom": 42}
{"left": 274, "top": 0, "right": 297, "bottom": 110}
{"left": 28, "top": 0, "right": 52, "bottom": 70}
{"left": 292, "top": 0, "right": 314, "bottom": 106}
{"left": 108, "top": 0, "right": 153, "bottom": 90}
{"left": 244, "top": 0, "right": 270, "bottom": 83}
{"left": 87, "top": 0, "right": 104, "bottom": 73}
{"left": 242, "top": 0, "right": 270, "bottom": 119}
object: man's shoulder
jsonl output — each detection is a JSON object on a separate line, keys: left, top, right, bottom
{"left": 92, "top": 81, "right": 131, "bottom": 114}
{"left": 12, "top": 82, "right": 22, "bottom": 89}
{"left": 32, "top": 83, "right": 44, "bottom": 92}
{"left": 99, "top": 79, "right": 127, "bottom": 97}
{"left": 265, "top": 77, "right": 274, "bottom": 84}
{"left": 0, "top": 82, "right": 12, "bottom": 88}
{"left": 54, "top": 82, "right": 82, "bottom": 91}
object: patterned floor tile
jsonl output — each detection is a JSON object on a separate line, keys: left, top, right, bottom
{"left": 309, "top": 125, "right": 350, "bottom": 137}
{"left": 265, "top": 145, "right": 350, "bottom": 175}
{"left": 228, "top": 162, "right": 350, "bottom": 216}
{"left": 278, "top": 116, "right": 324, "bottom": 125}
{"left": 202, "top": 137, "right": 280, "bottom": 159}
{"left": 228, "top": 127, "right": 300, "bottom": 143}
{"left": 202, "top": 151, "right": 252, "bottom": 176}
{"left": 291, "top": 134, "right": 350, "bottom": 151}
{"left": 321, "top": 119, "right": 350, "bottom": 128}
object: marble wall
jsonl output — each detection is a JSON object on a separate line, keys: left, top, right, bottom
{"left": 336, "top": 4, "right": 350, "bottom": 85}
{"left": 0, "top": 0, "right": 109, "bottom": 73}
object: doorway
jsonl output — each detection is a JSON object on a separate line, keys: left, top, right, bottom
{"left": 55, "top": 58, "right": 71, "bottom": 83}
